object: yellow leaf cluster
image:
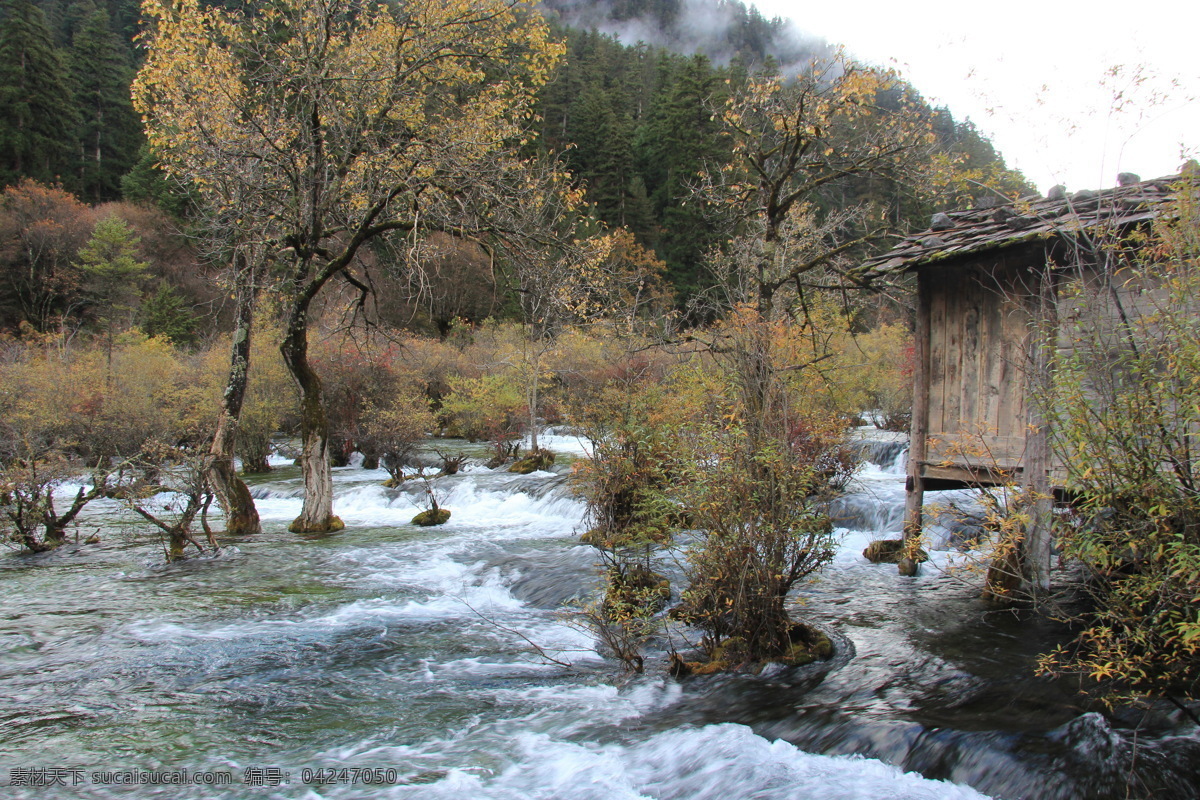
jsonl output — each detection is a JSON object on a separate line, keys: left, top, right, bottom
{"left": 133, "top": 0, "right": 562, "bottom": 247}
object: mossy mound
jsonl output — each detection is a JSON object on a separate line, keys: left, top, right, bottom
{"left": 288, "top": 515, "right": 345, "bottom": 533}
{"left": 780, "top": 622, "right": 834, "bottom": 666}
{"left": 669, "top": 623, "right": 833, "bottom": 677}
{"left": 580, "top": 528, "right": 605, "bottom": 547}
{"left": 412, "top": 508, "right": 451, "bottom": 526}
{"left": 509, "top": 448, "right": 556, "bottom": 474}
{"left": 863, "top": 538, "right": 928, "bottom": 564}
{"left": 670, "top": 653, "right": 729, "bottom": 677}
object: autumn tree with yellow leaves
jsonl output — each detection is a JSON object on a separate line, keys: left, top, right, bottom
{"left": 700, "top": 53, "right": 936, "bottom": 319}
{"left": 669, "top": 55, "right": 937, "bottom": 667}
{"left": 133, "top": 0, "right": 562, "bottom": 532}
{"left": 492, "top": 162, "right": 670, "bottom": 453}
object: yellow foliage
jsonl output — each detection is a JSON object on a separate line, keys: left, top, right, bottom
{"left": 133, "top": 0, "right": 562, "bottom": 249}
{"left": 0, "top": 334, "right": 192, "bottom": 461}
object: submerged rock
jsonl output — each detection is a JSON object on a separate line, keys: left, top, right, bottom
{"left": 411, "top": 508, "right": 451, "bottom": 526}
{"left": 981, "top": 545, "right": 1022, "bottom": 606}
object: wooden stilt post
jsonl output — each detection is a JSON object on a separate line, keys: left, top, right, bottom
{"left": 901, "top": 277, "right": 932, "bottom": 575}
{"left": 1023, "top": 262, "right": 1056, "bottom": 595}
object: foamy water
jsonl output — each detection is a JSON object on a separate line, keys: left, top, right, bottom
{"left": 10, "top": 436, "right": 1194, "bottom": 800}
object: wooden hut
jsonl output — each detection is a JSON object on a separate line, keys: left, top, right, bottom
{"left": 862, "top": 172, "right": 1189, "bottom": 589}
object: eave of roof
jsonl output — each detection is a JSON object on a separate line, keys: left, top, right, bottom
{"left": 863, "top": 174, "right": 1187, "bottom": 276}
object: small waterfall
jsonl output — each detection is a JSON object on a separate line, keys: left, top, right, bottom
{"left": 854, "top": 436, "right": 909, "bottom": 473}
{"left": 249, "top": 485, "right": 305, "bottom": 500}
{"left": 830, "top": 433, "right": 910, "bottom": 534}
{"left": 247, "top": 464, "right": 584, "bottom": 535}
{"left": 829, "top": 485, "right": 906, "bottom": 533}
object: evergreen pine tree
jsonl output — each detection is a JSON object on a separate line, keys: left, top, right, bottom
{"left": 0, "top": 0, "right": 79, "bottom": 188}
{"left": 70, "top": 1, "right": 141, "bottom": 202}
{"left": 120, "top": 142, "right": 192, "bottom": 216}
{"left": 141, "top": 282, "right": 197, "bottom": 346}
{"left": 76, "top": 213, "right": 147, "bottom": 345}
{"left": 636, "top": 54, "right": 730, "bottom": 299}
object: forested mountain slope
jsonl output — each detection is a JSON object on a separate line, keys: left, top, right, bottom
{"left": 0, "top": 0, "right": 1028, "bottom": 331}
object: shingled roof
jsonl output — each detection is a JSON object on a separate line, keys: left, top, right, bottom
{"left": 863, "top": 173, "right": 1186, "bottom": 276}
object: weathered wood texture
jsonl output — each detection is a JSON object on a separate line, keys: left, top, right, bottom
{"left": 869, "top": 175, "right": 1189, "bottom": 491}
{"left": 920, "top": 255, "right": 1032, "bottom": 483}
{"left": 1023, "top": 264, "right": 1055, "bottom": 590}
{"left": 903, "top": 277, "right": 931, "bottom": 540}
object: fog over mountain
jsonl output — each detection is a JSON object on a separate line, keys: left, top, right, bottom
{"left": 540, "top": 0, "right": 833, "bottom": 72}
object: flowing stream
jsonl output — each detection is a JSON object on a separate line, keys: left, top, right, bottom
{"left": 2, "top": 432, "right": 1198, "bottom": 799}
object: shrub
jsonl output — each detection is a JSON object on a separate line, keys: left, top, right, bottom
{"left": 1037, "top": 175, "right": 1200, "bottom": 704}
{"left": 672, "top": 417, "right": 839, "bottom": 663}
{"left": 668, "top": 313, "right": 852, "bottom": 666}
{"left": 361, "top": 390, "right": 435, "bottom": 482}
{"left": 440, "top": 373, "right": 526, "bottom": 459}
{"left": 0, "top": 449, "right": 108, "bottom": 552}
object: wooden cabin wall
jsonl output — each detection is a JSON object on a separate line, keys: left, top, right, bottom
{"left": 920, "top": 253, "right": 1035, "bottom": 482}
{"left": 1051, "top": 256, "right": 1189, "bottom": 484}
{"left": 914, "top": 246, "right": 1187, "bottom": 490}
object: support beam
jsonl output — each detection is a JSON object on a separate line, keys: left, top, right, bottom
{"left": 1022, "top": 262, "right": 1056, "bottom": 594}
{"left": 901, "top": 276, "right": 932, "bottom": 574}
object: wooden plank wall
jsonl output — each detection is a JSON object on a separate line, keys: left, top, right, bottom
{"left": 923, "top": 255, "right": 1032, "bottom": 480}
{"left": 1051, "top": 262, "right": 1190, "bottom": 485}
{"left": 914, "top": 239, "right": 1196, "bottom": 491}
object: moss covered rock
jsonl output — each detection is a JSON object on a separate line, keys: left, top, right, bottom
{"left": 381, "top": 474, "right": 412, "bottom": 488}
{"left": 863, "top": 538, "right": 928, "bottom": 565}
{"left": 288, "top": 515, "right": 345, "bottom": 533}
{"left": 509, "top": 448, "right": 555, "bottom": 474}
{"left": 780, "top": 622, "right": 833, "bottom": 666}
{"left": 669, "top": 623, "right": 833, "bottom": 677}
{"left": 981, "top": 544, "right": 1022, "bottom": 606}
{"left": 411, "top": 508, "right": 451, "bottom": 526}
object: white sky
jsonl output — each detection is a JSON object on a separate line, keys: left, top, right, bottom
{"left": 749, "top": 0, "right": 1200, "bottom": 195}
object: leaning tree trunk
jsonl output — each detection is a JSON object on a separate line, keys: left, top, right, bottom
{"left": 280, "top": 300, "right": 342, "bottom": 533}
{"left": 205, "top": 265, "right": 261, "bottom": 535}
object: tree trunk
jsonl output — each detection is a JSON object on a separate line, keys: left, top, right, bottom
{"left": 528, "top": 351, "right": 540, "bottom": 452}
{"left": 240, "top": 451, "right": 273, "bottom": 475}
{"left": 205, "top": 268, "right": 261, "bottom": 535}
{"left": 168, "top": 527, "right": 188, "bottom": 561}
{"left": 281, "top": 300, "right": 342, "bottom": 533}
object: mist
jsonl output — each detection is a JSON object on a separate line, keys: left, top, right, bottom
{"left": 540, "top": 0, "right": 833, "bottom": 73}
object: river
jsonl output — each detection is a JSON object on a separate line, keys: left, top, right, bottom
{"left": 1, "top": 432, "right": 1197, "bottom": 799}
